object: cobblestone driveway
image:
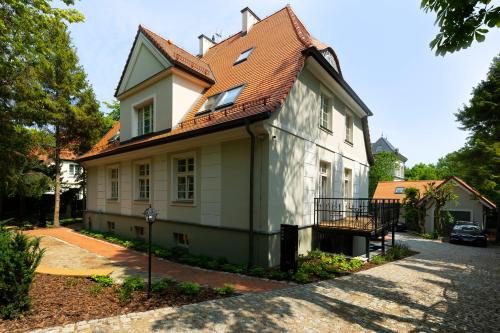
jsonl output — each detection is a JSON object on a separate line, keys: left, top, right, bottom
{"left": 33, "top": 234, "right": 500, "bottom": 333}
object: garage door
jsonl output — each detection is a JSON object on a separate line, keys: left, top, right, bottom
{"left": 446, "top": 210, "right": 472, "bottom": 222}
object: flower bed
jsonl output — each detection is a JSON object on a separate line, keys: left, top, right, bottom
{"left": 78, "top": 229, "right": 415, "bottom": 284}
{"left": 0, "top": 273, "right": 234, "bottom": 333}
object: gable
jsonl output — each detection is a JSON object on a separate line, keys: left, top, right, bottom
{"left": 118, "top": 33, "right": 171, "bottom": 95}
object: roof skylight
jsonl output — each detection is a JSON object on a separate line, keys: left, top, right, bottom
{"left": 394, "top": 187, "right": 404, "bottom": 194}
{"left": 197, "top": 85, "right": 244, "bottom": 114}
{"left": 234, "top": 48, "right": 254, "bottom": 64}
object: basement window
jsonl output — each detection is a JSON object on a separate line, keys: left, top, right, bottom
{"left": 234, "top": 48, "right": 254, "bottom": 65}
{"left": 173, "top": 232, "right": 189, "bottom": 247}
{"left": 395, "top": 187, "right": 404, "bottom": 194}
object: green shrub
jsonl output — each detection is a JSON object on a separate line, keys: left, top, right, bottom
{"left": 0, "top": 232, "right": 45, "bottom": 319}
{"left": 90, "top": 275, "right": 114, "bottom": 287}
{"left": 386, "top": 243, "right": 412, "bottom": 261}
{"left": 249, "top": 266, "right": 266, "bottom": 277}
{"left": 221, "top": 263, "right": 245, "bottom": 273}
{"left": 89, "top": 284, "right": 103, "bottom": 295}
{"left": 349, "top": 258, "right": 364, "bottom": 270}
{"left": 179, "top": 282, "right": 201, "bottom": 295}
{"left": 269, "top": 270, "right": 289, "bottom": 281}
{"left": 118, "top": 276, "right": 145, "bottom": 303}
{"left": 214, "top": 283, "right": 235, "bottom": 296}
{"left": 171, "top": 246, "right": 189, "bottom": 258}
{"left": 370, "top": 255, "right": 386, "bottom": 265}
{"left": 292, "top": 271, "right": 310, "bottom": 284}
{"left": 151, "top": 277, "right": 173, "bottom": 293}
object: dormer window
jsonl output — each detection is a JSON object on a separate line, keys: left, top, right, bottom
{"left": 197, "top": 85, "right": 244, "bottom": 114}
{"left": 234, "top": 48, "right": 254, "bottom": 65}
{"left": 136, "top": 102, "right": 154, "bottom": 136}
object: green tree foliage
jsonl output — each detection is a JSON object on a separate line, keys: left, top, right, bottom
{"left": 101, "top": 99, "right": 120, "bottom": 136}
{"left": 0, "top": 231, "right": 45, "bottom": 319}
{"left": 405, "top": 163, "right": 441, "bottom": 180}
{"left": 421, "top": 0, "right": 500, "bottom": 56}
{"left": 402, "top": 187, "right": 427, "bottom": 232}
{"left": 35, "top": 24, "right": 102, "bottom": 226}
{"left": 453, "top": 56, "right": 499, "bottom": 203}
{"left": 369, "top": 152, "right": 399, "bottom": 196}
{"left": 424, "top": 182, "right": 458, "bottom": 236}
{"left": 0, "top": 1, "right": 84, "bottom": 206}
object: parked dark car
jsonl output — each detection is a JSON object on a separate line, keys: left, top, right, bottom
{"left": 450, "top": 224, "right": 487, "bottom": 247}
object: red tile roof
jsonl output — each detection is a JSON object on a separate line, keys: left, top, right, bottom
{"left": 80, "top": 6, "right": 340, "bottom": 161}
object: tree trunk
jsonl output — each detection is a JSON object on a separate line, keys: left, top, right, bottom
{"left": 53, "top": 127, "right": 61, "bottom": 227}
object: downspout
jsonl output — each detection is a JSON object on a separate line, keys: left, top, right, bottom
{"left": 245, "top": 120, "right": 255, "bottom": 267}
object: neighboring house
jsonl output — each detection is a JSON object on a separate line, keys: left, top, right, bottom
{"left": 371, "top": 136, "right": 407, "bottom": 181}
{"left": 77, "top": 6, "right": 376, "bottom": 267}
{"left": 373, "top": 176, "right": 496, "bottom": 233}
{"left": 37, "top": 149, "right": 83, "bottom": 199}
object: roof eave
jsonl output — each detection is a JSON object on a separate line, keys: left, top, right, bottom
{"left": 303, "top": 47, "right": 373, "bottom": 116}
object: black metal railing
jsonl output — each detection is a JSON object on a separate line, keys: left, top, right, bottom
{"left": 313, "top": 198, "right": 400, "bottom": 233}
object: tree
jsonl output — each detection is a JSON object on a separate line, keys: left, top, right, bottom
{"left": 0, "top": 0, "right": 83, "bottom": 212}
{"left": 36, "top": 24, "right": 102, "bottom": 227}
{"left": 100, "top": 99, "right": 120, "bottom": 136}
{"left": 402, "top": 187, "right": 427, "bottom": 232}
{"left": 424, "top": 182, "right": 458, "bottom": 236}
{"left": 405, "top": 163, "right": 441, "bottom": 180}
{"left": 369, "top": 152, "right": 399, "bottom": 196}
{"left": 421, "top": 0, "right": 500, "bottom": 56}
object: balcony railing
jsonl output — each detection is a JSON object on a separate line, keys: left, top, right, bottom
{"left": 313, "top": 198, "right": 400, "bottom": 234}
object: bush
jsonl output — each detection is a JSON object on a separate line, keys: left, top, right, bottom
{"left": 370, "top": 255, "right": 386, "bottom": 265}
{"left": 118, "top": 276, "right": 145, "bottom": 303}
{"left": 90, "top": 275, "right": 114, "bottom": 287}
{"left": 249, "top": 266, "right": 266, "bottom": 277}
{"left": 292, "top": 271, "right": 310, "bottom": 284}
{"left": 386, "top": 243, "right": 412, "bottom": 261}
{"left": 0, "top": 231, "right": 45, "bottom": 319}
{"left": 179, "top": 282, "right": 201, "bottom": 295}
{"left": 269, "top": 270, "right": 290, "bottom": 281}
{"left": 214, "top": 283, "right": 235, "bottom": 296}
{"left": 151, "top": 277, "right": 173, "bottom": 293}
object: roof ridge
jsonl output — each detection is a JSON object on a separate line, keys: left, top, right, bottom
{"left": 284, "top": 5, "right": 313, "bottom": 47}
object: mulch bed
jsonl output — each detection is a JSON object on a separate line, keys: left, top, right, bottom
{"left": 0, "top": 274, "right": 227, "bottom": 333}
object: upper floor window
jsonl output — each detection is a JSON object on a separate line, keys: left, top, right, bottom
{"left": 234, "top": 48, "right": 254, "bottom": 65}
{"left": 69, "top": 163, "right": 81, "bottom": 176}
{"left": 320, "top": 93, "right": 332, "bottom": 132}
{"left": 108, "top": 167, "right": 119, "bottom": 200}
{"left": 197, "top": 85, "right": 244, "bottom": 114}
{"left": 345, "top": 112, "right": 353, "bottom": 144}
{"left": 136, "top": 103, "right": 154, "bottom": 136}
{"left": 173, "top": 156, "right": 195, "bottom": 202}
{"left": 136, "top": 163, "right": 150, "bottom": 200}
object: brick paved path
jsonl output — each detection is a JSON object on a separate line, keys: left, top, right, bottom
{"left": 26, "top": 227, "right": 286, "bottom": 292}
{"left": 32, "top": 233, "right": 500, "bottom": 333}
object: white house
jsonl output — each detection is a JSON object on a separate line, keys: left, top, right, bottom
{"left": 373, "top": 177, "right": 496, "bottom": 233}
{"left": 78, "top": 6, "right": 376, "bottom": 267}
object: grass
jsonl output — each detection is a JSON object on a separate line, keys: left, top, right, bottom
{"left": 370, "top": 243, "right": 415, "bottom": 265}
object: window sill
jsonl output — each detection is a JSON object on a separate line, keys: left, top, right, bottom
{"left": 170, "top": 200, "right": 195, "bottom": 207}
{"left": 344, "top": 140, "right": 353, "bottom": 146}
{"left": 133, "top": 199, "right": 150, "bottom": 203}
{"left": 320, "top": 126, "right": 333, "bottom": 134}
{"left": 107, "top": 198, "right": 120, "bottom": 202}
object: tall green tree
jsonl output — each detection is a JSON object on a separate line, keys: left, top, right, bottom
{"left": 405, "top": 163, "right": 441, "bottom": 180}
{"left": 100, "top": 99, "right": 120, "bottom": 136}
{"left": 421, "top": 0, "right": 500, "bottom": 55}
{"left": 36, "top": 24, "right": 102, "bottom": 226}
{"left": 369, "top": 152, "right": 399, "bottom": 196}
{"left": 424, "top": 182, "right": 458, "bottom": 236}
{"left": 0, "top": 0, "right": 83, "bottom": 211}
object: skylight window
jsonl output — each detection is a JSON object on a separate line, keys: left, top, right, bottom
{"left": 197, "top": 85, "right": 244, "bottom": 114}
{"left": 394, "top": 187, "right": 404, "bottom": 194}
{"left": 234, "top": 48, "right": 254, "bottom": 64}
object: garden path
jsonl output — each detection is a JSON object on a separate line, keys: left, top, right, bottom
{"left": 26, "top": 227, "right": 287, "bottom": 292}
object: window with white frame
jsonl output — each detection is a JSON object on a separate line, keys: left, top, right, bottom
{"left": 136, "top": 163, "right": 150, "bottom": 200}
{"left": 136, "top": 102, "right": 154, "bottom": 136}
{"left": 345, "top": 112, "right": 353, "bottom": 144}
{"left": 108, "top": 167, "right": 119, "bottom": 200}
{"left": 174, "top": 157, "right": 195, "bottom": 201}
{"left": 320, "top": 93, "right": 332, "bottom": 131}
{"left": 69, "top": 163, "right": 81, "bottom": 176}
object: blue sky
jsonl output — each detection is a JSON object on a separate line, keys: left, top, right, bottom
{"left": 66, "top": 0, "right": 500, "bottom": 166}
